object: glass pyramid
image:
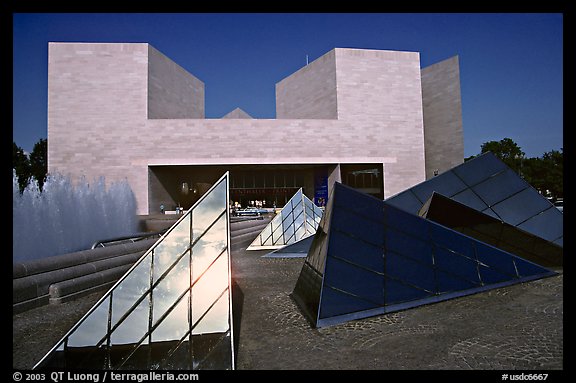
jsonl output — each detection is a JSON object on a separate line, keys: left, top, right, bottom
{"left": 419, "top": 192, "right": 563, "bottom": 268}
{"left": 34, "top": 173, "right": 234, "bottom": 370}
{"left": 291, "top": 182, "right": 557, "bottom": 328}
{"left": 386, "top": 152, "right": 563, "bottom": 247}
{"left": 246, "top": 188, "right": 323, "bottom": 251}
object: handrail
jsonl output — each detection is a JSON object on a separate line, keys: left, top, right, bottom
{"left": 91, "top": 231, "right": 165, "bottom": 249}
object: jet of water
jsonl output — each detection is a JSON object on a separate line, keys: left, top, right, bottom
{"left": 13, "top": 170, "right": 138, "bottom": 262}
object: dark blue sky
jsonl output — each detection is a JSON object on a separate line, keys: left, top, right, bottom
{"left": 13, "top": 13, "right": 563, "bottom": 158}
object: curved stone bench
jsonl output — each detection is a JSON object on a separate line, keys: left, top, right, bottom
{"left": 13, "top": 216, "right": 274, "bottom": 314}
{"left": 13, "top": 238, "right": 157, "bottom": 314}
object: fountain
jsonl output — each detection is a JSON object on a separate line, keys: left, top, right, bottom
{"left": 13, "top": 170, "right": 138, "bottom": 262}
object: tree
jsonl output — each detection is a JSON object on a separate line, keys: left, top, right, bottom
{"left": 12, "top": 141, "right": 31, "bottom": 193}
{"left": 30, "top": 138, "right": 48, "bottom": 190}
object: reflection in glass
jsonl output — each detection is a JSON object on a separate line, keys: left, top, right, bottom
{"left": 67, "top": 296, "right": 110, "bottom": 347}
{"left": 111, "top": 295, "right": 150, "bottom": 345}
{"left": 34, "top": 173, "right": 234, "bottom": 370}
{"left": 153, "top": 214, "right": 190, "bottom": 283}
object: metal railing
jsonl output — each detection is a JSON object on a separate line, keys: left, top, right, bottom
{"left": 91, "top": 231, "right": 165, "bottom": 249}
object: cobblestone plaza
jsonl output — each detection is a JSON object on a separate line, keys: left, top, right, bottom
{"left": 13, "top": 242, "right": 562, "bottom": 370}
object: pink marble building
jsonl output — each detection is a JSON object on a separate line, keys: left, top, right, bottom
{"left": 47, "top": 43, "right": 463, "bottom": 215}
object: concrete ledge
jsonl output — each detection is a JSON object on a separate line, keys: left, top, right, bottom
{"left": 230, "top": 222, "right": 270, "bottom": 238}
{"left": 13, "top": 250, "right": 147, "bottom": 304}
{"left": 13, "top": 217, "right": 274, "bottom": 314}
{"left": 12, "top": 295, "right": 49, "bottom": 316}
{"left": 49, "top": 264, "right": 132, "bottom": 304}
{"left": 13, "top": 238, "right": 157, "bottom": 279}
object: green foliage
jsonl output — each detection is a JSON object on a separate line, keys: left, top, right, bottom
{"left": 30, "top": 138, "right": 48, "bottom": 190}
{"left": 13, "top": 139, "right": 48, "bottom": 193}
{"left": 12, "top": 142, "right": 31, "bottom": 193}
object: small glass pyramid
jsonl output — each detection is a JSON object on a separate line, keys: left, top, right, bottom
{"left": 34, "top": 173, "right": 234, "bottom": 370}
{"left": 246, "top": 188, "right": 323, "bottom": 251}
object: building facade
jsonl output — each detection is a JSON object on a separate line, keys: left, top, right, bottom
{"left": 47, "top": 43, "right": 463, "bottom": 215}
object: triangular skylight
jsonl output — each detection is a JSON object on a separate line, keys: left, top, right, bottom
{"left": 419, "top": 192, "right": 562, "bottom": 268}
{"left": 386, "top": 152, "right": 563, "bottom": 247}
{"left": 34, "top": 173, "right": 234, "bottom": 370}
{"left": 292, "top": 182, "right": 557, "bottom": 328}
{"left": 246, "top": 188, "right": 323, "bottom": 251}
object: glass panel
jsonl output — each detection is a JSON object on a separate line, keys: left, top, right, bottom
{"left": 451, "top": 188, "right": 489, "bottom": 211}
{"left": 491, "top": 187, "right": 554, "bottom": 226}
{"left": 153, "top": 214, "right": 190, "bottom": 283}
{"left": 433, "top": 246, "right": 481, "bottom": 285}
{"left": 514, "top": 257, "right": 553, "bottom": 278}
{"left": 335, "top": 184, "right": 383, "bottom": 220}
{"left": 331, "top": 206, "right": 384, "bottom": 247}
{"left": 193, "top": 179, "right": 226, "bottom": 239}
{"left": 452, "top": 153, "right": 507, "bottom": 186}
{"left": 110, "top": 294, "right": 150, "bottom": 345}
{"left": 193, "top": 291, "right": 230, "bottom": 335}
{"left": 430, "top": 224, "right": 476, "bottom": 261}
{"left": 112, "top": 255, "right": 152, "bottom": 327}
{"left": 295, "top": 223, "right": 307, "bottom": 241}
{"left": 293, "top": 199, "right": 304, "bottom": 220}
{"left": 480, "top": 207, "right": 502, "bottom": 220}
{"left": 191, "top": 214, "right": 227, "bottom": 281}
{"left": 411, "top": 170, "right": 467, "bottom": 202}
{"left": 385, "top": 190, "right": 424, "bottom": 214}
{"left": 472, "top": 169, "right": 529, "bottom": 206}
{"left": 153, "top": 252, "right": 190, "bottom": 326}
{"left": 283, "top": 218, "right": 296, "bottom": 240}
{"left": 152, "top": 291, "right": 189, "bottom": 342}
{"left": 271, "top": 224, "right": 284, "bottom": 245}
{"left": 479, "top": 264, "right": 515, "bottom": 285}
{"left": 517, "top": 206, "right": 563, "bottom": 243}
{"left": 318, "top": 285, "right": 380, "bottom": 320}
{"left": 436, "top": 270, "right": 479, "bottom": 293}
{"left": 474, "top": 242, "right": 517, "bottom": 277}
{"left": 385, "top": 277, "right": 432, "bottom": 305}
{"left": 67, "top": 296, "right": 111, "bottom": 347}
{"left": 259, "top": 225, "right": 273, "bottom": 246}
{"left": 383, "top": 204, "right": 428, "bottom": 240}
{"left": 385, "top": 252, "right": 435, "bottom": 293}
{"left": 329, "top": 230, "right": 384, "bottom": 273}
{"left": 385, "top": 227, "right": 434, "bottom": 266}
{"left": 191, "top": 252, "right": 229, "bottom": 334}
{"left": 323, "top": 255, "right": 384, "bottom": 305}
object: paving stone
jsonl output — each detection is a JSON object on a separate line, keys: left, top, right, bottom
{"left": 12, "top": 245, "right": 563, "bottom": 370}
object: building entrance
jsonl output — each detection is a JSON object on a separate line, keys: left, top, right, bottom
{"left": 148, "top": 163, "right": 383, "bottom": 214}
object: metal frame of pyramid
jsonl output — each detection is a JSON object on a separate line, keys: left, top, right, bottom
{"left": 246, "top": 188, "right": 323, "bottom": 251}
{"left": 419, "top": 192, "right": 563, "bottom": 268}
{"left": 386, "top": 152, "right": 563, "bottom": 247}
{"left": 291, "top": 182, "right": 558, "bottom": 328}
{"left": 34, "top": 172, "right": 235, "bottom": 370}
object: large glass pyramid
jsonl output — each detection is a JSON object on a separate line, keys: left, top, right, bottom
{"left": 34, "top": 173, "right": 234, "bottom": 370}
{"left": 386, "top": 152, "right": 563, "bottom": 247}
{"left": 246, "top": 188, "right": 323, "bottom": 251}
{"left": 419, "top": 192, "right": 563, "bottom": 268}
{"left": 291, "top": 182, "right": 557, "bottom": 328}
